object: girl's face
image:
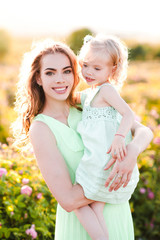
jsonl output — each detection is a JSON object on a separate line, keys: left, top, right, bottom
{"left": 38, "top": 53, "right": 74, "bottom": 102}
{"left": 81, "top": 48, "right": 113, "bottom": 86}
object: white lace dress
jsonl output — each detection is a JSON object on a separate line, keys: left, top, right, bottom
{"left": 75, "top": 84, "right": 139, "bottom": 204}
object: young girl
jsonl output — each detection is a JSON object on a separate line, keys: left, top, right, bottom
{"left": 74, "top": 34, "right": 140, "bottom": 240}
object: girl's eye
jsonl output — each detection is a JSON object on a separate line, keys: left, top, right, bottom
{"left": 46, "top": 72, "right": 54, "bottom": 76}
{"left": 64, "top": 69, "right": 72, "bottom": 74}
{"left": 83, "top": 64, "right": 88, "bottom": 68}
{"left": 95, "top": 68, "right": 100, "bottom": 71}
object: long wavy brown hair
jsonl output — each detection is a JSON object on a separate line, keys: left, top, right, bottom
{"left": 12, "top": 39, "right": 81, "bottom": 148}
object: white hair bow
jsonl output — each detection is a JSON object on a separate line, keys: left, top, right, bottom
{"left": 84, "top": 35, "right": 93, "bottom": 44}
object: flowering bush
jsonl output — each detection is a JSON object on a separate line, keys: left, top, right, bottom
{"left": 0, "top": 144, "right": 57, "bottom": 239}
{"left": 129, "top": 101, "right": 160, "bottom": 240}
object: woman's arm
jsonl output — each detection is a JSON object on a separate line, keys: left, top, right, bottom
{"left": 29, "top": 121, "right": 93, "bottom": 212}
{"left": 104, "top": 121, "right": 153, "bottom": 191}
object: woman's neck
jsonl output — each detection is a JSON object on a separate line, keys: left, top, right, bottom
{"left": 42, "top": 98, "right": 70, "bottom": 120}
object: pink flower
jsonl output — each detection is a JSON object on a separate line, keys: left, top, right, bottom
{"left": 22, "top": 178, "right": 30, "bottom": 184}
{"left": 150, "top": 222, "right": 154, "bottom": 229}
{"left": 150, "top": 109, "right": 159, "bottom": 119}
{"left": 26, "top": 224, "right": 37, "bottom": 239}
{"left": 0, "top": 168, "right": 7, "bottom": 177}
{"left": 139, "top": 188, "right": 146, "bottom": 194}
{"left": 148, "top": 191, "right": 154, "bottom": 200}
{"left": 153, "top": 137, "right": 160, "bottom": 145}
{"left": 21, "top": 185, "right": 32, "bottom": 196}
{"left": 37, "top": 193, "right": 42, "bottom": 199}
{"left": 11, "top": 211, "right": 14, "bottom": 216}
{"left": 19, "top": 170, "right": 23, "bottom": 175}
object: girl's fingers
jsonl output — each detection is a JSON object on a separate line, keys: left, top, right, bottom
{"left": 104, "top": 157, "right": 116, "bottom": 170}
{"left": 111, "top": 148, "right": 117, "bottom": 159}
{"left": 120, "top": 148, "right": 124, "bottom": 160}
{"left": 122, "top": 145, "right": 127, "bottom": 156}
{"left": 107, "top": 146, "right": 112, "bottom": 154}
{"left": 116, "top": 148, "right": 121, "bottom": 161}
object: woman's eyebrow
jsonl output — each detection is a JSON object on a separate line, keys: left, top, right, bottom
{"left": 63, "top": 66, "right": 72, "bottom": 70}
{"left": 44, "top": 68, "right": 56, "bottom": 71}
{"left": 44, "top": 66, "right": 71, "bottom": 71}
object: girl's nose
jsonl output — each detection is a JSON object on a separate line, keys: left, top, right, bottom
{"left": 86, "top": 67, "right": 92, "bottom": 76}
{"left": 87, "top": 71, "right": 92, "bottom": 76}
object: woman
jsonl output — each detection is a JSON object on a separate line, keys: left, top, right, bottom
{"left": 13, "top": 39, "right": 153, "bottom": 240}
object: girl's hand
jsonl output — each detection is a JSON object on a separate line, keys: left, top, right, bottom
{"left": 104, "top": 142, "right": 139, "bottom": 191}
{"left": 107, "top": 135, "right": 127, "bottom": 161}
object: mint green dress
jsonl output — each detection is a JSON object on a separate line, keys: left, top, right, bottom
{"left": 76, "top": 84, "right": 139, "bottom": 204}
{"left": 34, "top": 107, "right": 134, "bottom": 240}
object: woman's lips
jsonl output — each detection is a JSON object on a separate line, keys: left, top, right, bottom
{"left": 85, "top": 77, "right": 95, "bottom": 82}
{"left": 52, "top": 86, "right": 68, "bottom": 94}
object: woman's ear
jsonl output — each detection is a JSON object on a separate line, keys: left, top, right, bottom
{"left": 36, "top": 73, "right": 42, "bottom": 86}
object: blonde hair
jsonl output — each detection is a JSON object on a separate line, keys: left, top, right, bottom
{"left": 79, "top": 34, "right": 128, "bottom": 89}
{"left": 12, "top": 39, "right": 80, "bottom": 148}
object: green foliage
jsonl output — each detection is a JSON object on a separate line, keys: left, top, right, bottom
{"left": 154, "top": 48, "right": 160, "bottom": 59}
{"left": 0, "top": 30, "right": 10, "bottom": 60}
{"left": 129, "top": 44, "right": 160, "bottom": 61}
{"left": 66, "top": 28, "right": 94, "bottom": 54}
{"left": 131, "top": 140, "right": 160, "bottom": 240}
{"left": 0, "top": 146, "right": 56, "bottom": 239}
{"left": 129, "top": 44, "right": 151, "bottom": 60}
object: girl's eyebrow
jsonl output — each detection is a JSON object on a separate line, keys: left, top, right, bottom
{"left": 83, "top": 61, "right": 101, "bottom": 67}
{"left": 44, "top": 66, "right": 71, "bottom": 71}
{"left": 93, "top": 64, "right": 101, "bottom": 67}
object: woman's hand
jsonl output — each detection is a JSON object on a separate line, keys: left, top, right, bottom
{"left": 104, "top": 142, "right": 140, "bottom": 191}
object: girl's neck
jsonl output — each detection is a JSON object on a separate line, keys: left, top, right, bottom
{"left": 94, "top": 80, "right": 110, "bottom": 88}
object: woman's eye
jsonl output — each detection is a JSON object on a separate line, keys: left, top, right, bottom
{"left": 64, "top": 69, "right": 72, "bottom": 74}
{"left": 46, "top": 72, "right": 54, "bottom": 76}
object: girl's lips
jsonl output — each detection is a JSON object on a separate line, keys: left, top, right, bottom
{"left": 52, "top": 86, "right": 68, "bottom": 94}
{"left": 85, "top": 77, "right": 95, "bottom": 82}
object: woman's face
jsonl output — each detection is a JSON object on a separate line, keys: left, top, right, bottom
{"left": 38, "top": 53, "right": 74, "bottom": 102}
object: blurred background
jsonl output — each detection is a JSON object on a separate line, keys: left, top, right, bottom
{"left": 0, "top": 0, "right": 160, "bottom": 239}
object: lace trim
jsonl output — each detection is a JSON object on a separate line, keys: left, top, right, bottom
{"left": 82, "top": 106, "right": 117, "bottom": 120}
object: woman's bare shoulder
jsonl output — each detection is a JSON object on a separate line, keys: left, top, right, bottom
{"left": 29, "top": 120, "right": 56, "bottom": 145}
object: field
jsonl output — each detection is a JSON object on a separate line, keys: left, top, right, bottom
{"left": 0, "top": 37, "right": 160, "bottom": 239}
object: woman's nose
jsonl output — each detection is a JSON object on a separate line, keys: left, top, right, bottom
{"left": 55, "top": 73, "right": 65, "bottom": 83}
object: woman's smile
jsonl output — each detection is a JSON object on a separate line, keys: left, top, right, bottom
{"left": 52, "top": 86, "right": 68, "bottom": 94}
